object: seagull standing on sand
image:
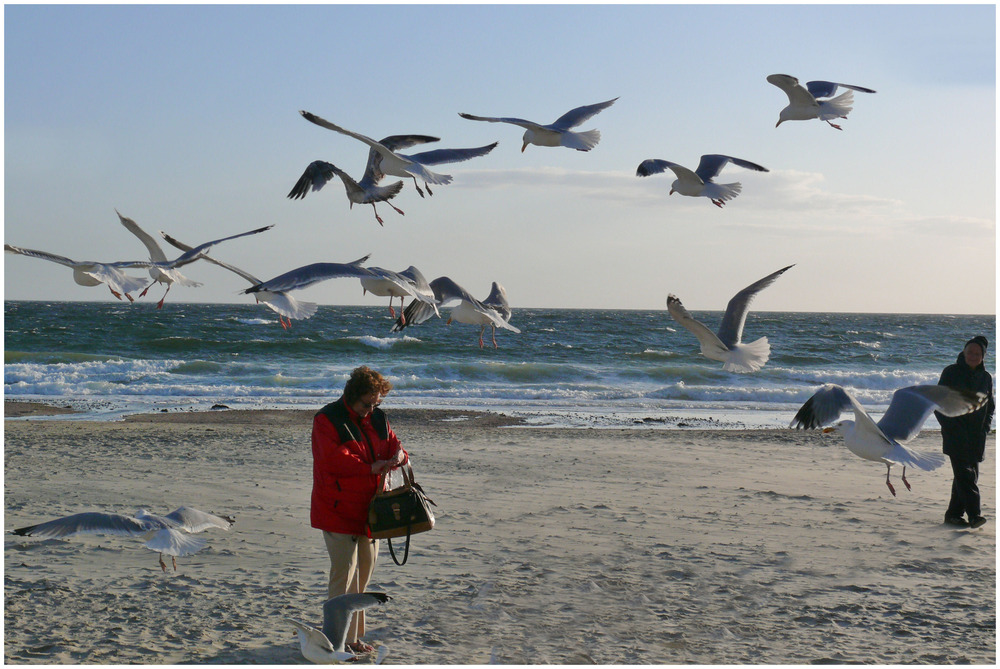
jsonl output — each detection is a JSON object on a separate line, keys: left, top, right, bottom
{"left": 790, "top": 384, "right": 987, "bottom": 496}
{"left": 12, "top": 506, "right": 235, "bottom": 572}
{"left": 767, "top": 74, "right": 876, "bottom": 130}
{"left": 667, "top": 265, "right": 793, "bottom": 373}
{"left": 392, "top": 277, "right": 520, "bottom": 348}
{"left": 117, "top": 210, "right": 202, "bottom": 308}
{"left": 4, "top": 243, "right": 151, "bottom": 302}
{"left": 459, "top": 97, "right": 618, "bottom": 152}
{"left": 361, "top": 265, "right": 439, "bottom": 323}
{"left": 288, "top": 160, "right": 406, "bottom": 227}
{"left": 287, "top": 592, "right": 391, "bottom": 664}
{"left": 636, "top": 154, "right": 769, "bottom": 208}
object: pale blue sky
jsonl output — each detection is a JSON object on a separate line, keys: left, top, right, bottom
{"left": 4, "top": 4, "right": 996, "bottom": 313}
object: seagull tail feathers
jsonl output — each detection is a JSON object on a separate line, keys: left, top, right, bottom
{"left": 817, "top": 90, "right": 854, "bottom": 121}
{"left": 721, "top": 337, "right": 771, "bottom": 373}
{"left": 561, "top": 129, "right": 601, "bottom": 152}
{"left": 887, "top": 443, "right": 946, "bottom": 472}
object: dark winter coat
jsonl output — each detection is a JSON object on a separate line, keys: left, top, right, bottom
{"left": 936, "top": 353, "right": 995, "bottom": 462}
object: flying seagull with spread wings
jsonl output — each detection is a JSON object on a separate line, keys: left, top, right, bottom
{"left": 790, "top": 384, "right": 987, "bottom": 496}
{"left": 667, "top": 265, "right": 793, "bottom": 373}
{"left": 288, "top": 160, "right": 405, "bottom": 226}
{"left": 459, "top": 97, "right": 618, "bottom": 152}
{"left": 767, "top": 74, "right": 876, "bottom": 130}
{"left": 12, "top": 506, "right": 235, "bottom": 571}
{"left": 117, "top": 210, "right": 202, "bottom": 308}
{"left": 637, "top": 154, "right": 769, "bottom": 208}
{"left": 392, "top": 277, "right": 520, "bottom": 348}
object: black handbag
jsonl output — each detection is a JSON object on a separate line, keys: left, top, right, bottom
{"left": 368, "top": 464, "right": 436, "bottom": 565}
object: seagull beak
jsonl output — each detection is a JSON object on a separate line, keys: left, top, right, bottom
{"left": 668, "top": 188, "right": 675, "bottom": 196}
{"left": 521, "top": 141, "right": 528, "bottom": 153}
{"left": 775, "top": 120, "right": 783, "bottom": 128}
{"left": 822, "top": 426, "right": 836, "bottom": 434}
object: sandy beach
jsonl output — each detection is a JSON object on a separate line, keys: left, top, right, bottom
{"left": 4, "top": 401, "right": 995, "bottom": 664}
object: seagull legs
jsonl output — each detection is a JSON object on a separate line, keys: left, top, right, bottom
{"left": 884, "top": 463, "right": 896, "bottom": 497}
{"left": 478, "top": 326, "right": 486, "bottom": 349}
{"left": 156, "top": 284, "right": 171, "bottom": 309}
{"left": 711, "top": 199, "right": 725, "bottom": 208}
{"left": 370, "top": 202, "right": 405, "bottom": 227}
{"left": 491, "top": 326, "right": 499, "bottom": 348}
{"left": 901, "top": 466, "right": 911, "bottom": 492}
{"left": 826, "top": 120, "right": 843, "bottom": 130}
{"left": 139, "top": 280, "right": 155, "bottom": 298}
{"left": 279, "top": 315, "right": 291, "bottom": 330}
{"left": 412, "top": 177, "right": 425, "bottom": 198}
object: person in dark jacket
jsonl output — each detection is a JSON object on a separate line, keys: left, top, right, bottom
{"left": 936, "top": 336, "right": 995, "bottom": 528}
{"left": 311, "top": 366, "right": 408, "bottom": 654}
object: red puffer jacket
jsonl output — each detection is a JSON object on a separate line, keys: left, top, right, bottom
{"left": 310, "top": 399, "right": 407, "bottom": 536}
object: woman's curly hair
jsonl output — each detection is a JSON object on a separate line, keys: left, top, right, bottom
{"left": 343, "top": 366, "right": 393, "bottom": 404}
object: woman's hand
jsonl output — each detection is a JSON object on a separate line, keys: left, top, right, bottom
{"left": 371, "top": 450, "right": 405, "bottom": 476}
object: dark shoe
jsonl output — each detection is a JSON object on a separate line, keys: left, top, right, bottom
{"left": 945, "top": 515, "right": 969, "bottom": 527}
{"left": 970, "top": 516, "right": 987, "bottom": 529}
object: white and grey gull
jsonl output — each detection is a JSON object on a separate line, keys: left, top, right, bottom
{"left": 637, "top": 154, "right": 769, "bottom": 208}
{"left": 392, "top": 277, "right": 520, "bottom": 348}
{"left": 11, "top": 506, "right": 235, "bottom": 571}
{"left": 790, "top": 384, "right": 987, "bottom": 496}
{"left": 459, "top": 97, "right": 618, "bottom": 152}
{"left": 287, "top": 592, "right": 391, "bottom": 664}
{"left": 767, "top": 74, "right": 876, "bottom": 130}
{"left": 667, "top": 265, "right": 793, "bottom": 373}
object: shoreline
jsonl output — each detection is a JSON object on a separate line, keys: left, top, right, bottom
{"left": 4, "top": 399, "right": 995, "bottom": 663}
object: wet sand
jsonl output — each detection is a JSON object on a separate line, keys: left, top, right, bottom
{"left": 4, "top": 402, "right": 995, "bottom": 663}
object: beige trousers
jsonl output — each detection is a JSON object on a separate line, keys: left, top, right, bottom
{"left": 322, "top": 531, "right": 379, "bottom": 643}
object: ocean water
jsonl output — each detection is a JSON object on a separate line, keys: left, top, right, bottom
{"left": 3, "top": 300, "right": 994, "bottom": 428}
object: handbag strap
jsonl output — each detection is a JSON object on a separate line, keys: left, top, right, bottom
{"left": 385, "top": 529, "right": 411, "bottom": 566}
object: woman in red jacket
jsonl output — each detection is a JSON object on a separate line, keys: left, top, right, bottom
{"left": 311, "top": 366, "right": 408, "bottom": 654}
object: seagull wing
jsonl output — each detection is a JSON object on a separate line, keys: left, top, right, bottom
{"left": 322, "top": 592, "right": 390, "bottom": 653}
{"left": 162, "top": 506, "right": 234, "bottom": 533}
{"left": 666, "top": 294, "right": 730, "bottom": 359}
{"left": 636, "top": 159, "right": 681, "bottom": 178}
{"left": 246, "top": 257, "right": 373, "bottom": 294}
{"left": 5, "top": 244, "right": 81, "bottom": 268}
{"left": 789, "top": 384, "right": 858, "bottom": 429}
{"left": 716, "top": 265, "right": 793, "bottom": 348}
{"left": 391, "top": 275, "right": 473, "bottom": 332}
{"left": 12, "top": 511, "right": 151, "bottom": 538}
{"left": 549, "top": 97, "right": 619, "bottom": 130}
{"left": 117, "top": 211, "right": 169, "bottom": 262}
{"left": 378, "top": 135, "right": 440, "bottom": 153}
{"left": 458, "top": 113, "right": 543, "bottom": 132}
{"left": 405, "top": 142, "right": 499, "bottom": 167}
{"left": 878, "top": 385, "right": 987, "bottom": 444}
{"left": 767, "top": 73, "right": 816, "bottom": 105}
{"left": 288, "top": 160, "right": 347, "bottom": 199}
{"left": 160, "top": 233, "right": 263, "bottom": 285}
{"left": 139, "top": 226, "right": 272, "bottom": 269}
{"left": 806, "top": 80, "right": 877, "bottom": 99}
{"left": 694, "top": 154, "right": 769, "bottom": 182}
{"left": 299, "top": 111, "right": 394, "bottom": 160}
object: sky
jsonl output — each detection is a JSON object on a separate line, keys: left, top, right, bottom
{"left": 3, "top": 3, "right": 996, "bottom": 315}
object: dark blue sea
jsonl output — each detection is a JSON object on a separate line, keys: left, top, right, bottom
{"left": 3, "top": 300, "right": 994, "bottom": 427}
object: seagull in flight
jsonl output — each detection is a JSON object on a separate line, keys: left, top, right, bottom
{"left": 637, "top": 154, "right": 769, "bottom": 208}
{"left": 161, "top": 232, "right": 316, "bottom": 328}
{"left": 667, "top": 265, "right": 793, "bottom": 373}
{"left": 767, "top": 74, "right": 876, "bottom": 130}
{"left": 790, "top": 384, "right": 987, "bottom": 496}
{"left": 459, "top": 97, "right": 618, "bottom": 152}
{"left": 117, "top": 210, "right": 202, "bottom": 308}
{"left": 287, "top": 592, "right": 391, "bottom": 664}
{"left": 392, "top": 277, "right": 520, "bottom": 348}
{"left": 288, "top": 160, "right": 405, "bottom": 227}
{"left": 299, "top": 111, "right": 479, "bottom": 198}
{"left": 361, "top": 265, "right": 439, "bottom": 323}
{"left": 4, "top": 243, "right": 151, "bottom": 302}
{"left": 12, "top": 506, "right": 235, "bottom": 572}
{"left": 360, "top": 134, "right": 498, "bottom": 198}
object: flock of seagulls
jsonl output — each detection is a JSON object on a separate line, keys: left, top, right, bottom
{"left": 5, "top": 74, "right": 879, "bottom": 348}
